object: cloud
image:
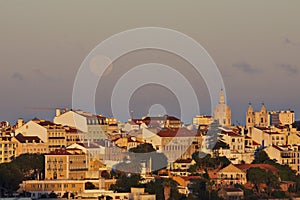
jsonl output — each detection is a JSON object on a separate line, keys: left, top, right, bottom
{"left": 33, "top": 69, "right": 61, "bottom": 81}
{"left": 279, "top": 64, "right": 298, "bottom": 74}
{"left": 232, "top": 62, "right": 262, "bottom": 74}
{"left": 11, "top": 72, "right": 24, "bottom": 81}
{"left": 284, "top": 37, "right": 299, "bottom": 47}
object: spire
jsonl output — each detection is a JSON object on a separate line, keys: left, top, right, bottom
{"left": 261, "top": 102, "right": 267, "bottom": 112}
{"left": 247, "top": 102, "right": 253, "bottom": 113}
{"left": 219, "top": 89, "right": 225, "bottom": 104}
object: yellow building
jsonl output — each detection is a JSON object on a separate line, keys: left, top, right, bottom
{"left": 13, "top": 133, "right": 48, "bottom": 156}
{"left": 45, "top": 148, "right": 88, "bottom": 180}
{"left": 15, "top": 119, "right": 68, "bottom": 152}
{"left": 193, "top": 115, "right": 213, "bottom": 127}
{"left": 0, "top": 133, "right": 17, "bottom": 163}
{"left": 216, "top": 164, "right": 247, "bottom": 185}
{"left": 20, "top": 179, "right": 116, "bottom": 199}
{"left": 265, "top": 144, "right": 300, "bottom": 174}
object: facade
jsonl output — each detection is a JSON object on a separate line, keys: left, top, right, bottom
{"left": 218, "top": 188, "right": 244, "bottom": 200}
{"left": 249, "top": 127, "right": 286, "bottom": 147}
{"left": 216, "top": 164, "right": 247, "bottom": 185}
{"left": 54, "top": 109, "right": 108, "bottom": 142}
{"left": 192, "top": 115, "right": 213, "bottom": 127}
{"left": 265, "top": 144, "right": 300, "bottom": 174}
{"left": 0, "top": 132, "right": 17, "bottom": 163}
{"left": 142, "top": 127, "right": 202, "bottom": 163}
{"left": 269, "top": 110, "right": 295, "bottom": 126}
{"left": 20, "top": 179, "right": 116, "bottom": 199}
{"left": 13, "top": 133, "right": 48, "bottom": 156}
{"left": 213, "top": 90, "right": 232, "bottom": 127}
{"left": 45, "top": 148, "right": 88, "bottom": 180}
{"left": 15, "top": 119, "right": 67, "bottom": 152}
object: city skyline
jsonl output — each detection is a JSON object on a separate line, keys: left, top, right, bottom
{"left": 0, "top": 1, "right": 299, "bottom": 124}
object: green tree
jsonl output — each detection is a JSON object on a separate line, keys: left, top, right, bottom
{"left": 247, "top": 167, "right": 267, "bottom": 193}
{"left": 110, "top": 174, "right": 141, "bottom": 192}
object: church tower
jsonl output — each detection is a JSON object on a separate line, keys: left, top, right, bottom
{"left": 258, "top": 103, "right": 268, "bottom": 127}
{"left": 246, "top": 102, "right": 254, "bottom": 129}
{"left": 213, "top": 89, "right": 232, "bottom": 127}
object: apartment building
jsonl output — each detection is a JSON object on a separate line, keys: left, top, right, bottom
{"left": 216, "top": 164, "right": 247, "bottom": 186}
{"left": 13, "top": 133, "right": 48, "bottom": 156}
{"left": 54, "top": 109, "right": 108, "bottom": 142}
{"left": 0, "top": 132, "right": 17, "bottom": 163}
{"left": 265, "top": 144, "right": 300, "bottom": 174}
{"left": 45, "top": 148, "right": 88, "bottom": 180}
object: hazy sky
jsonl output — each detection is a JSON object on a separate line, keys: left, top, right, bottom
{"left": 0, "top": 0, "right": 300, "bottom": 124}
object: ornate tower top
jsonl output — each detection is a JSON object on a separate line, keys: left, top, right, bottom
{"left": 219, "top": 89, "right": 225, "bottom": 104}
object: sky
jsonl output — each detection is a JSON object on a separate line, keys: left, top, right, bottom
{"left": 0, "top": 0, "right": 300, "bottom": 125}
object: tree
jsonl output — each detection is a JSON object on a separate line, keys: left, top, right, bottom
{"left": 252, "top": 150, "right": 270, "bottom": 164}
{"left": 0, "top": 153, "right": 45, "bottom": 194}
{"left": 109, "top": 174, "right": 141, "bottom": 192}
{"left": 247, "top": 167, "right": 267, "bottom": 193}
{"left": 145, "top": 178, "right": 181, "bottom": 200}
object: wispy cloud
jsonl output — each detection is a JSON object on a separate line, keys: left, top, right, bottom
{"left": 279, "top": 64, "right": 298, "bottom": 74}
{"left": 11, "top": 72, "right": 24, "bottom": 81}
{"left": 232, "top": 62, "right": 262, "bottom": 74}
{"left": 284, "top": 37, "right": 299, "bottom": 47}
{"left": 33, "top": 69, "right": 61, "bottom": 81}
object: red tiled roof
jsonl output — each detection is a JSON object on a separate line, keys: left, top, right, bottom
{"left": 235, "top": 164, "right": 279, "bottom": 173}
{"left": 15, "top": 133, "right": 42, "bottom": 143}
{"left": 175, "top": 158, "right": 193, "bottom": 164}
{"left": 222, "top": 131, "right": 243, "bottom": 137}
{"left": 156, "top": 128, "right": 198, "bottom": 137}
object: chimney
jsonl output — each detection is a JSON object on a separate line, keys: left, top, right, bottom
{"left": 17, "top": 118, "right": 24, "bottom": 128}
{"left": 55, "top": 108, "right": 61, "bottom": 117}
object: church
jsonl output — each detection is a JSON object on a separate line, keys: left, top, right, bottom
{"left": 213, "top": 89, "right": 232, "bottom": 127}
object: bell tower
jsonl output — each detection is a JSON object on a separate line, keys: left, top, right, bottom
{"left": 246, "top": 102, "right": 254, "bottom": 129}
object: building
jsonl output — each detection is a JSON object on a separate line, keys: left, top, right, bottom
{"left": 269, "top": 110, "right": 295, "bottom": 126}
{"left": 0, "top": 132, "right": 17, "bottom": 163}
{"left": 213, "top": 89, "right": 232, "bottom": 127}
{"left": 192, "top": 115, "right": 213, "bottom": 128}
{"left": 13, "top": 133, "right": 48, "bottom": 156}
{"left": 20, "top": 179, "right": 116, "bottom": 199}
{"left": 216, "top": 164, "right": 247, "bottom": 186}
{"left": 246, "top": 103, "right": 269, "bottom": 129}
{"left": 15, "top": 119, "right": 67, "bottom": 152}
{"left": 249, "top": 126, "right": 286, "bottom": 147}
{"left": 221, "top": 130, "right": 245, "bottom": 153}
{"left": 264, "top": 144, "right": 300, "bottom": 174}
{"left": 218, "top": 188, "right": 244, "bottom": 200}
{"left": 54, "top": 109, "right": 108, "bottom": 142}
{"left": 45, "top": 148, "right": 88, "bottom": 180}
{"left": 142, "top": 127, "right": 202, "bottom": 163}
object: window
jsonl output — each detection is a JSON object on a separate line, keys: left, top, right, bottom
{"left": 232, "top": 138, "right": 235, "bottom": 142}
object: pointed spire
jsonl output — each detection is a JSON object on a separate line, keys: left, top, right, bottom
{"left": 219, "top": 89, "right": 225, "bottom": 104}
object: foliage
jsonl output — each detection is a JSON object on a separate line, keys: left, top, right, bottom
{"left": 0, "top": 153, "right": 45, "bottom": 194}
{"left": 85, "top": 182, "right": 96, "bottom": 190}
{"left": 109, "top": 174, "right": 142, "bottom": 192}
{"left": 145, "top": 178, "right": 181, "bottom": 200}
{"left": 113, "top": 143, "right": 168, "bottom": 175}
{"left": 292, "top": 121, "right": 300, "bottom": 131}
{"left": 192, "top": 152, "right": 230, "bottom": 169}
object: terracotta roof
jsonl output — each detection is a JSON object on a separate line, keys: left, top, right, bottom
{"left": 235, "top": 164, "right": 279, "bottom": 173}
{"left": 156, "top": 128, "right": 198, "bottom": 137}
{"left": 222, "top": 131, "right": 243, "bottom": 137}
{"left": 15, "top": 133, "right": 42, "bottom": 143}
{"left": 175, "top": 158, "right": 193, "bottom": 164}
{"left": 47, "top": 149, "right": 74, "bottom": 155}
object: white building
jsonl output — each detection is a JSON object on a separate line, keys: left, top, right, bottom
{"left": 54, "top": 109, "right": 108, "bottom": 142}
